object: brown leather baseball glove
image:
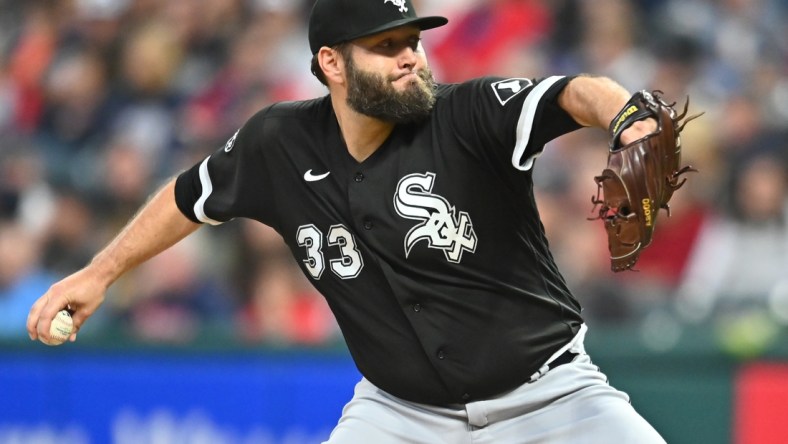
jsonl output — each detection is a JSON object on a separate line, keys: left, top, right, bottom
{"left": 590, "top": 90, "right": 703, "bottom": 272}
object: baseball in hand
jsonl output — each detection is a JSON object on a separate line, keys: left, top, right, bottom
{"left": 44, "top": 310, "right": 74, "bottom": 346}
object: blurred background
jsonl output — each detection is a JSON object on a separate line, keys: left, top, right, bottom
{"left": 0, "top": 0, "right": 787, "bottom": 443}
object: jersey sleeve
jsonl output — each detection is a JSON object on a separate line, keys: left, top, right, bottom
{"left": 444, "top": 76, "right": 582, "bottom": 172}
{"left": 174, "top": 109, "right": 272, "bottom": 225}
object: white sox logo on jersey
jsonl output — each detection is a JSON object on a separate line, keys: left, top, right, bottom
{"left": 394, "top": 172, "right": 477, "bottom": 263}
{"left": 384, "top": 0, "right": 408, "bottom": 13}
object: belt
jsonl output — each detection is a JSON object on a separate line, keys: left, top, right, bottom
{"left": 528, "top": 349, "right": 578, "bottom": 383}
{"left": 550, "top": 349, "right": 578, "bottom": 369}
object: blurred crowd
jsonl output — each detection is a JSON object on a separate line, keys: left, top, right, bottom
{"left": 0, "top": 0, "right": 786, "bottom": 347}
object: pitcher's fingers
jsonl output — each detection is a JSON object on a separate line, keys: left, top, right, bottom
{"left": 36, "top": 295, "right": 68, "bottom": 344}
{"left": 67, "top": 314, "right": 84, "bottom": 343}
{"left": 26, "top": 295, "right": 49, "bottom": 340}
{"left": 70, "top": 309, "right": 88, "bottom": 331}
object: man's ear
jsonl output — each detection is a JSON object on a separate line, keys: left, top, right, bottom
{"left": 318, "top": 47, "right": 345, "bottom": 85}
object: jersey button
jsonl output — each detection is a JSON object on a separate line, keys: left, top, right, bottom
{"left": 437, "top": 349, "right": 445, "bottom": 360}
{"left": 363, "top": 220, "right": 373, "bottom": 230}
{"left": 354, "top": 172, "right": 365, "bottom": 182}
{"left": 412, "top": 303, "right": 421, "bottom": 312}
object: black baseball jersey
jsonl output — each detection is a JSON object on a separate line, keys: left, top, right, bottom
{"left": 175, "top": 75, "right": 585, "bottom": 405}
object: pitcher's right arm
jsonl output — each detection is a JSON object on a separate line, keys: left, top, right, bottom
{"left": 27, "top": 178, "right": 201, "bottom": 344}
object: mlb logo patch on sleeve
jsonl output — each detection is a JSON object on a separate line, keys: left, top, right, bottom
{"left": 491, "top": 78, "right": 533, "bottom": 106}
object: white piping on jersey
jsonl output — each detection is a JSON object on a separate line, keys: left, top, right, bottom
{"left": 511, "top": 75, "right": 565, "bottom": 171}
{"left": 194, "top": 156, "right": 223, "bottom": 226}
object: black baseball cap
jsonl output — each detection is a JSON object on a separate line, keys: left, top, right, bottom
{"left": 308, "top": 0, "right": 448, "bottom": 54}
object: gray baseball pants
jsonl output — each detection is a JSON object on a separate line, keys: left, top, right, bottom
{"left": 324, "top": 325, "right": 666, "bottom": 443}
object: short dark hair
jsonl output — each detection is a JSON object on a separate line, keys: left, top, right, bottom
{"left": 310, "top": 43, "right": 353, "bottom": 87}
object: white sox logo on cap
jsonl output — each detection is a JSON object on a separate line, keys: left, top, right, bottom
{"left": 384, "top": 0, "right": 408, "bottom": 13}
{"left": 394, "top": 172, "right": 477, "bottom": 263}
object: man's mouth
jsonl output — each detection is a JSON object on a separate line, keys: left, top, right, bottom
{"left": 393, "top": 72, "right": 418, "bottom": 83}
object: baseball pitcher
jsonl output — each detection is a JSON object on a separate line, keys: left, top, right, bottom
{"left": 28, "top": 0, "right": 701, "bottom": 442}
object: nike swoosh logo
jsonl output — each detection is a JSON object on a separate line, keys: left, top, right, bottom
{"left": 304, "top": 169, "right": 331, "bottom": 182}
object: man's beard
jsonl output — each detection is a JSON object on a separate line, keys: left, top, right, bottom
{"left": 345, "top": 56, "right": 436, "bottom": 124}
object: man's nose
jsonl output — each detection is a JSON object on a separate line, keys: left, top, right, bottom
{"left": 398, "top": 46, "right": 418, "bottom": 69}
